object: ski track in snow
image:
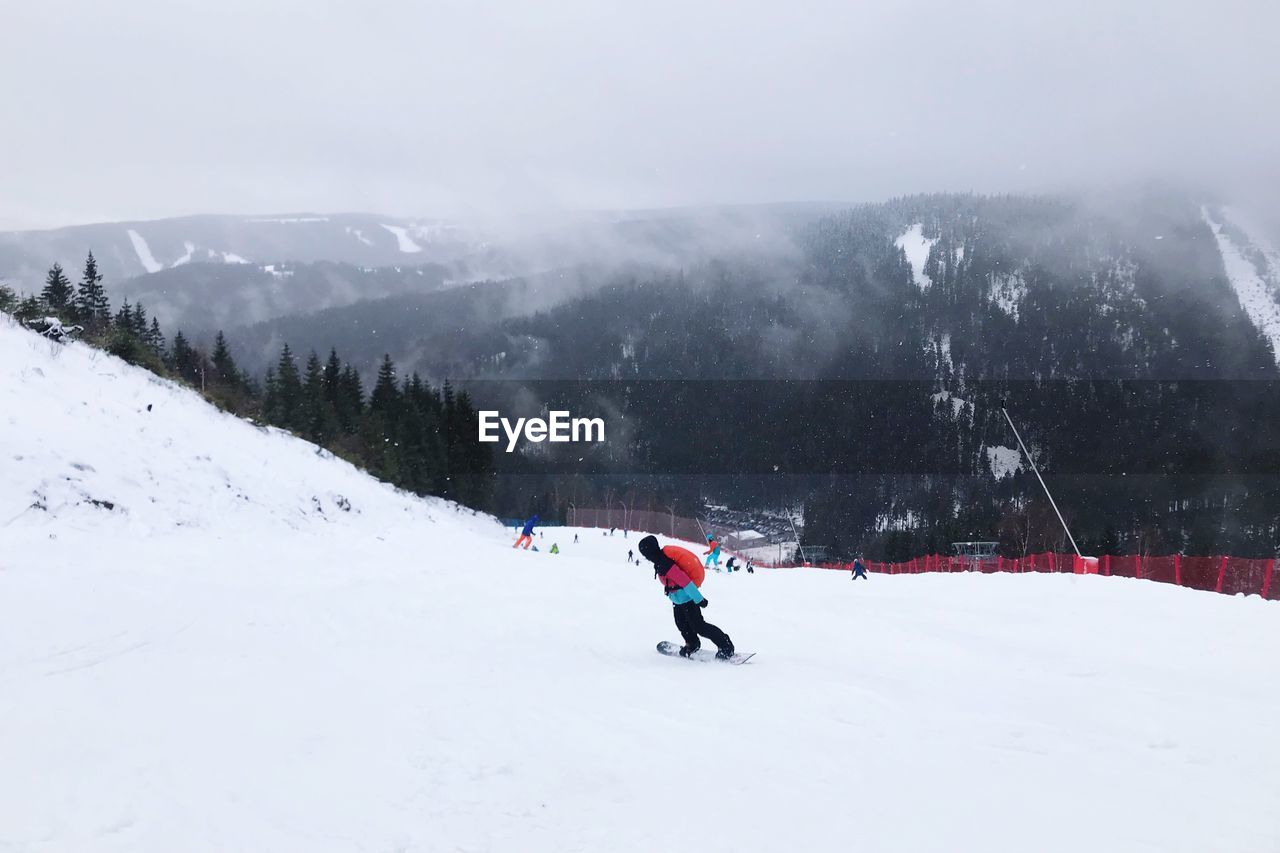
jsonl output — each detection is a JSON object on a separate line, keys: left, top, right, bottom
{"left": 0, "top": 315, "right": 1278, "bottom": 852}
{"left": 1203, "top": 206, "right": 1280, "bottom": 364}
{"left": 344, "top": 226, "right": 374, "bottom": 246}
{"left": 380, "top": 224, "right": 422, "bottom": 253}
{"left": 171, "top": 241, "right": 196, "bottom": 267}
{"left": 896, "top": 223, "right": 936, "bottom": 290}
{"left": 125, "top": 229, "right": 163, "bottom": 274}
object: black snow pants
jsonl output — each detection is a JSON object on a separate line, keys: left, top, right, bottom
{"left": 673, "top": 601, "right": 732, "bottom": 653}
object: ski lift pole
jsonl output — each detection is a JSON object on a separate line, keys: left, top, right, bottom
{"left": 788, "top": 513, "right": 808, "bottom": 564}
{"left": 1001, "top": 404, "right": 1082, "bottom": 558}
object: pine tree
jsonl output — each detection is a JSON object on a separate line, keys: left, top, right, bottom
{"left": 262, "top": 367, "right": 279, "bottom": 423}
{"left": 301, "top": 350, "right": 334, "bottom": 442}
{"left": 146, "top": 317, "right": 166, "bottom": 358}
{"left": 370, "top": 354, "right": 400, "bottom": 417}
{"left": 336, "top": 364, "right": 365, "bottom": 434}
{"left": 0, "top": 283, "right": 17, "bottom": 314}
{"left": 75, "top": 252, "right": 110, "bottom": 332}
{"left": 114, "top": 299, "right": 133, "bottom": 332}
{"left": 41, "top": 263, "right": 74, "bottom": 316}
{"left": 15, "top": 294, "right": 42, "bottom": 323}
{"left": 210, "top": 331, "right": 238, "bottom": 388}
{"left": 323, "top": 348, "right": 342, "bottom": 403}
{"left": 274, "top": 344, "right": 303, "bottom": 429}
{"left": 130, "top": 302, "right": 147, "bottom": 338}
{"left": 170, "top": 331, "right": 200, "bottom": 382}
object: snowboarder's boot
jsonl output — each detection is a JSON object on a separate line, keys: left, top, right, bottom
{"left": 679, "top": 644, "right": 700, "bottom": 658}
{"left": 715, "top": 639, "right": 735, "bottom": 660}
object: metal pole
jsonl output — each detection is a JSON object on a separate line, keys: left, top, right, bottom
{"left": 1001, "top": 405, "right": 1082, "bottom": 558}
{"left": 788, "top": 512, "right": 808, "bottom": 564}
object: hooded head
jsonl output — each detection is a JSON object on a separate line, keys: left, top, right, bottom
{"left": 638, "top": 535, "right": 662, "bottom": 562}
{"left": 638, "top": 534, "right": 674, "bottom": 574}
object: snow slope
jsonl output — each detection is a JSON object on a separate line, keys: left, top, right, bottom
{"left": 1203, "top": 206, "right": 1280, "bottom": 364}
{"left": 125, "top": 228, "right": 164, "bottom": 274}
{"left": 896, "top": 223, "right": 936, "bottom": 290}
{"left": 381, "top": 223, "right": 423, "bottom": 253}
{"left": 1, "top": 315, "right": 1278, "bottom": 853}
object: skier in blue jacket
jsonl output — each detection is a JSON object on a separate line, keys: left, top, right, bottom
{"left": 514, "top": 514, "right": 539, "bottom": 549}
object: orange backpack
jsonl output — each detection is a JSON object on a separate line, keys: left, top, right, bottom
{"left": 663, "top": 545, "right": 706, "bottom": 587}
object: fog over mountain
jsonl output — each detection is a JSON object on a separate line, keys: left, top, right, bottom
{"left": 2, "top": 1, "right": 1278, "bottom": 229}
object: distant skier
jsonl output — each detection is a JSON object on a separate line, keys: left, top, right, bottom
{"left": 550, "top": 543, "right": 560, "bottom": 554}
{"left": 851, "top": 558, "right": 868, "bottom": 580}
{"left": 703, "top": 535, "right": 722, "bottom": 570}
{"left": 745, "top": 559, "right": 754, "bottom": 574}
{"left": 639, "top": 535, "right": 735, "bottom": 660}
{"left": 513, "top": 514, "right": 539, "bottom": 549}
{"left": 725, "top": 556, "right": 738, "bottom": 573}
{"left": 628, "top": 549, "right": 634, "bottom": 564}
{"left": 574, "top": 533, "right": 579, "bottom": 544}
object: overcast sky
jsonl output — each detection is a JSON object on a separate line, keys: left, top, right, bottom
{"left": 2, "top": 0, "right": 1277, "bottom": 229}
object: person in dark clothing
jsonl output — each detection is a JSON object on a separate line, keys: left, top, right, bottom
{"left": 638, "top": 534, "right": 734, "bottom": 659}
{"left": 851, "top": 558, "right": 868, "bottom": 580}
{"left": 628, "top": 549, "right": 634, "bottom": 564}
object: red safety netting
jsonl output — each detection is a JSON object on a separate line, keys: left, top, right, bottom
{"left": 762, "top": 552, "right": 1277, "bottom": 599}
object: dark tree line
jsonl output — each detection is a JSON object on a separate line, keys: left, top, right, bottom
{"left": 0, "top": 254, "right": 494, "bottom": 511}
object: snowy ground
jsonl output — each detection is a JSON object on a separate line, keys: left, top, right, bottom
{"left": 2, "top": 317, "right": 1278, "bottom": 852}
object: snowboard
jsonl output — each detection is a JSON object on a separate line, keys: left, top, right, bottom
{"left": 656, "top": 641, "right": 755, "bottom": 665}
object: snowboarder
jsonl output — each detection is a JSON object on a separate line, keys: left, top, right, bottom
{"left": 638, "top": 535, "right": 735, "bottom": 660}
{"left": 851, "top": 558, "right": 868, "bottom": 580}
{"left": 574, "top": 533, "right": 579, "bottom": 544}
{"left": 628, "top": 549, "right": 634, "bottom": 564}
{"left": 725, "top": 556, "right": 738, "bottom": 573}
{"left": 703, "top": 535, "right": 722, "bottom": 570}
{"left": 745, "top": 559, "right": 754, "bottom": 574}
{"left": 550, "top": 543, "right": 560, "bottom": 554}
{"left": 513, "top": 514, "right": 538, "bottom": 549}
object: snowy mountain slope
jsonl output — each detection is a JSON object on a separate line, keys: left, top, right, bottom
{"left": 1203, "top": 206, "right": 1280, "bottom": 364}
{"left": 1, "top": 317, "right": 1278, "bottom": 853}
{"left": 0, "top": 204, "right": 821, "bottom": 296}
{"left": 0, "top": 314, "right": 490, "bottom": 536}
{"left": 0, "top": 214, "right": 463, "bottom": 289}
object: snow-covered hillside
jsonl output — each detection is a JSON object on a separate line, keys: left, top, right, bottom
{"left": 1, "top": 316, "right": 1278, "bottom": 853}
{"left": 1203, "top": 206, "right": 1280, "bottom": 364}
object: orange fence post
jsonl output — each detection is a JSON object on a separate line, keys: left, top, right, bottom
{"left": 1215, "top": 556, "right": 1228, "bottom": 594}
